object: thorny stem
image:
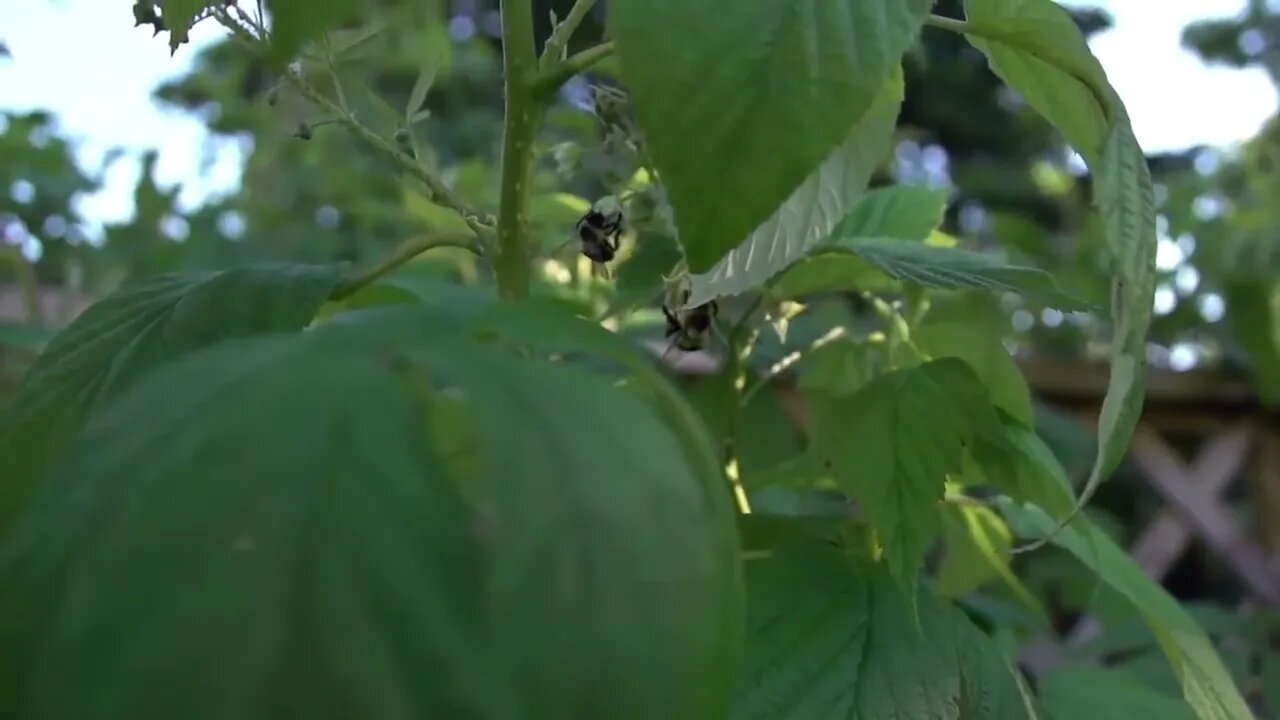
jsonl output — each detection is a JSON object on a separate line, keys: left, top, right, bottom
{"left": 330, "top": 232, "right": 480, "bottom": 301}
{"left": 283, "top": 72, "right": 493, "bottom": 236}
{"left": 531, "top": 41, "right": 616, "bottom": 98}
{"left": 539, "top": 0, "right": 599, "bottom": 68}
{"left": 495, "top": 0, "right": 540, "bottom": 299}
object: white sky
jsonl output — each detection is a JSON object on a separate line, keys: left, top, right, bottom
{"left": 1, "top": 0, "right": 1277, "bottom": 232}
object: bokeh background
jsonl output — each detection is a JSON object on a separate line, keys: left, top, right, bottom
{"left": 7, "top": 0, "right": 1280, "bottom": 712}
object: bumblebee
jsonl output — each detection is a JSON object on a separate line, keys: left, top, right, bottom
{"left": 662, "top": 296, "right": 718, "bottom": 353}
{"left": 575, "top": 198, "right": 624, "bottom": 265}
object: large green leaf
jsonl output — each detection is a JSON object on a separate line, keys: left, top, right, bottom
{"left": 958, "top": 0, "right": 1157, "bottom": 533}
{"left": 610, "top": 0, "right": 932, "bottom": 272}
{"left": 0, "top": 308, "right": 741, "bottom": 720}
{"left": 0, "top": 264, "right": 344, "bottom": 531}
{"left": 1039, "top": 666, "right": 1197, "bottom": 720}
{"left": 810, "top": 358, "right": 1005, "bottom": 596}
{"left": 685, "top": 73, "right": 904, "bottom": 306}
{"left": 732, "top": 543, "right": 1036, "bottom": 719}
{"left": 1002, "top": 501, "right": 1253, "bottom": 720}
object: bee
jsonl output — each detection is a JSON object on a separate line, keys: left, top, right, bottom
{"left": 662, "top": 284, "right": 719, "bottom": 354}
{"left": 575, "top": 198, "right": 624, "bottom": 265}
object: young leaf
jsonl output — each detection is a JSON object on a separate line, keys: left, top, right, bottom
{"left": 1001, "top": 501, "right": 1253, "bottom": 720}
{"left": 610, "top": 0, "right": 932, "bottom": 272}
{"left": 937, "top": 504, "right": 1045, "bottom": 617}
{"left": 0, "top": 264, "right": 344, "bottom": 532}
{"left": 1, "top": 308, "right": 742, "bottom": 720}
{"left": 1038, "top": 666, "right": 1197, "bottom": 720}
{"left": 157, "top": 0, "right": 210, "bottom": 51}
{"left": 844, "top": 238, "right": 1091, "bottom": 311}
{"left": 733, "top": 542, "right": 1036, "bottom": 719}
{"left": 684, "top": 72, "right": 904, "bottom": 307}
{"left": 404, "top": 29, "right": 448, "bottom": 121}
{"left": 957, "top": 0, "right": 1158, "bottom": 538}
{"left": 916, "top": 320, "right": 1034, "bottom": 425}
{"left": 810, "top": 358, "right": 1005, "bottom": 597}
{"left": 266, "top": 0, "right": 362, "bottom": 66}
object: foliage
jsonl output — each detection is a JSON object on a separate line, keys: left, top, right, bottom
{"left": 0, "top": 0, "right": 1263, "bottom": 718}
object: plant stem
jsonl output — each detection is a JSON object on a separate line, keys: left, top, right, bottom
{"left": 531, "top": 41, "right": 615, "bottom": 98}
{"left": 495, "top": 0, "right": 540, "bottom": 299}
{"left": 284, "top": 72, "right": 493, "bottom": 234}
{"left": 330, "top": 232, "right": 479, "bottom": 301}
{"left": 739, "top": 326, "right": 849, "bottom": 408}
{"left": 923, "top": 13, "right": 969, "bottom": 34}
{"left": 539, "top": 0, "right": 599, "bottom": 68}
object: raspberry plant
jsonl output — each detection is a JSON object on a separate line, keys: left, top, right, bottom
{"left": 0, "top": 1, "right": 1255, "bottom": 718}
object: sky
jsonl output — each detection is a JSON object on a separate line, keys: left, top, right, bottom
{"left": 1, "top": 0, "right": 1277, "bottom": 232}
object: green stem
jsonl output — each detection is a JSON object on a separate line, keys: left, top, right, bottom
{"left": 739, "top": 327, "right": 849, "bottom": 408}
{"left": 531, "top": 41, "right": 616, "bottom": 98}
{"left": 539, "top": 0, "right": 599, "bottom": 68}
{"left": 923, "top": 13, "right": 969, "bottom": 34}
{"left": 330, "top": 232, "right": 479, "bottom": 301}
{"left": 495, "top": 0, "right": 540, "bottom": 299}
{"left": 284, "top": 71, "right": 493, "bottom": 234}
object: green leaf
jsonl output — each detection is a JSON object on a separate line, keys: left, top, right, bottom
{"left": 834, "top": 184, "right": 951, "bottom": 242}
{"left": 0, "top": 264, "right": 344, "bottom": 532}
{"left": 404, "top": 29, "right": 447, "bottom": 121}
{"left": 797, "top": 336, "right": 873, "bottom": 396}
{"left": 770, "top": 254, "right": 896, "bottom": 298}
{"left": 972, "top": 423, "right": 1077, "bottom": 520}
{"left": 733, "top": 543, "right": 1036, "bottom": 719}
{"left": 917, "top": 321, "right": 1034, "bottom": 425}
{"left": 156, "top": 0, "right": 209, "bottom": 51}
{"left": 1039, "top": 666, "right": 1198, "bottom": 720}
{"left": 611, "top": 0, "right": 931, "bottom": 272}
{"left": 810, "top": 358, "right": 1005, "bottom": 596}
{"left": 1, "top": 308, "right": 742, "bottom": 720}
{"left": 937, "top": 504, "right": 1044, "bottom": 617}
{"left": 1224, "top": 281, "right": 1280, "bottom": 405}
{"left": 959, "top": 0, "right": 1157, "bottom": 537}
{"left": 266, "top": 0, "right": 362, "bottom": 65}
{"left": 0, "top": 322, "right": 56, "bottom": 353}
{"left": 685, "top": 73, "right": 904, "bottom": 306}
{"left": 1001, "top": 501, "right": 1253, "bottom": 720}
{"left": 844, "top": 238, "right": 1091, "bottom": 311}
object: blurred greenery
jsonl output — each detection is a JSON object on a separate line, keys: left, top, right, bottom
{"left": 5, "top": 0, "right": 1280, "bottom": 715}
